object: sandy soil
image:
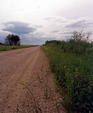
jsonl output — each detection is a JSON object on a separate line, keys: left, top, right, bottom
{"left": 0, "top": 46, "right": 66, "bottom": 113}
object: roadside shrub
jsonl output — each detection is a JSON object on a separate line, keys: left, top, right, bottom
{"left": 42, "top": 39, "right": 93, "bottom": 113}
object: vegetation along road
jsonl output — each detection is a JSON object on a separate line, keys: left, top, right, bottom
{"left": 0, "top": 46, "right": 66, "bottom": 113}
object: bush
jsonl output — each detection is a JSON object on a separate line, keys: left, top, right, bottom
{"left": 42, "top": 39, "right": 93, "bottom": 113}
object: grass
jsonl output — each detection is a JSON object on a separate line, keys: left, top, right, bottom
{"left": 42, "top": 40, "right": 93, "bottom": 113}
{"left": 0, "top": 45, "right": 34, "bottom": 52}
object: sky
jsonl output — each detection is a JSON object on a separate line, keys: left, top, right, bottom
{"left": 0, "top": 0, "right": 93, "bottom": 44}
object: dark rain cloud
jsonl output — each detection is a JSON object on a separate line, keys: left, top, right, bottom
{"left": 3, "top": 21, "right": 36, "bottom": 35}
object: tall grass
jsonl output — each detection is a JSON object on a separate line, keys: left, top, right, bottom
{"left": 42, "top": 39, "right": 93, "bottom": 113}
{"left": 0, "top": 45, "right": 33, "bottom": 51}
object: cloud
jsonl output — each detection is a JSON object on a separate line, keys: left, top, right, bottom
{"left": 66, "top": 20, "right": 86, "bottom": 28}
{"left": 45, "top": 16, "right": 67, "bottom": 23}
{"left": 0, "top": 30, "right": 9, "bottom": 42}
{"left": 3, "top": 21, "right": 36, "bottom": 35}
{"left": 43, "top": 16, "right": 93, "bottom": 41}
{"left": 0, "top": 17, "right": 93, "bottom": 45}
{"left": 20, "top": 34, "right": 49, "bottom": 45}
{"left": 65, "top": 18, "right": 93, "bottom": 29}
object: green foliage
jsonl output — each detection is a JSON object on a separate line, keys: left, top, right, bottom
{"left": 5, "top": 34, "right": 20, "bottom": 46}
{"left": 42, "top": 39, "right": 93, "bottom": 113}
{"left": 45, "top": 39, "right": 93, "bottom": 56}
{"left": 0, "top": 45, "right": 32, "bottom": 51}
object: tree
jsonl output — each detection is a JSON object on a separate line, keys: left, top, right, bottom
{"left": 72, "top": 31, "right": 84, "bottom": 41}
{"left": 5, "top": 34, "right": 20, "bottom": 46}
{"left": 72, "top": 31, "right": 91, "bottom": 42}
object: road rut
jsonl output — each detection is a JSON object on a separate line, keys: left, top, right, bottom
{"left": 0, "top": 46, "right": 66, "bottom": 113}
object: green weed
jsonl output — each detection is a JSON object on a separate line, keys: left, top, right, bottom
{"left": 42, "top": 39, "right": 93, "bottom": 113}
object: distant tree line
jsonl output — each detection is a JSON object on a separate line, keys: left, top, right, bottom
{"left": 45, "top": 31, "right": 93, "bottom": 56}
{"left": 5, "top": 34, "right": 20, "bottom": 46}
{"left": 45, "top": 31, "right": 91, "bottom": 45}
{"left": 45, "top": 40, "right": 61, "bottom": 45}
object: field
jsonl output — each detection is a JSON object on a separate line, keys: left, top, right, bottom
{"left": 42, "top": 40, "right": 93, "bottom": 113}
{"left": 0, "top": 45, "right": 33, "bottom": 51}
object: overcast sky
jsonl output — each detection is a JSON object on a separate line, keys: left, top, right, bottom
{"left": 0, "top": 0, "right": 93, "bottom": 44}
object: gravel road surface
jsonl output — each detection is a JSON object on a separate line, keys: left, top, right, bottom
{"left": 0, "top": 46, "right": 66, "bottom": 113}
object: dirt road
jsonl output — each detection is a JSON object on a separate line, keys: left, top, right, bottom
{"left": 0, "top": 46, "right": 66, "bottom": 113}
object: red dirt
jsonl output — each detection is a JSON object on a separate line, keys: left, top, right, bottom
{"left": 0, "top": 46, "right": 66, "bottom": 113}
